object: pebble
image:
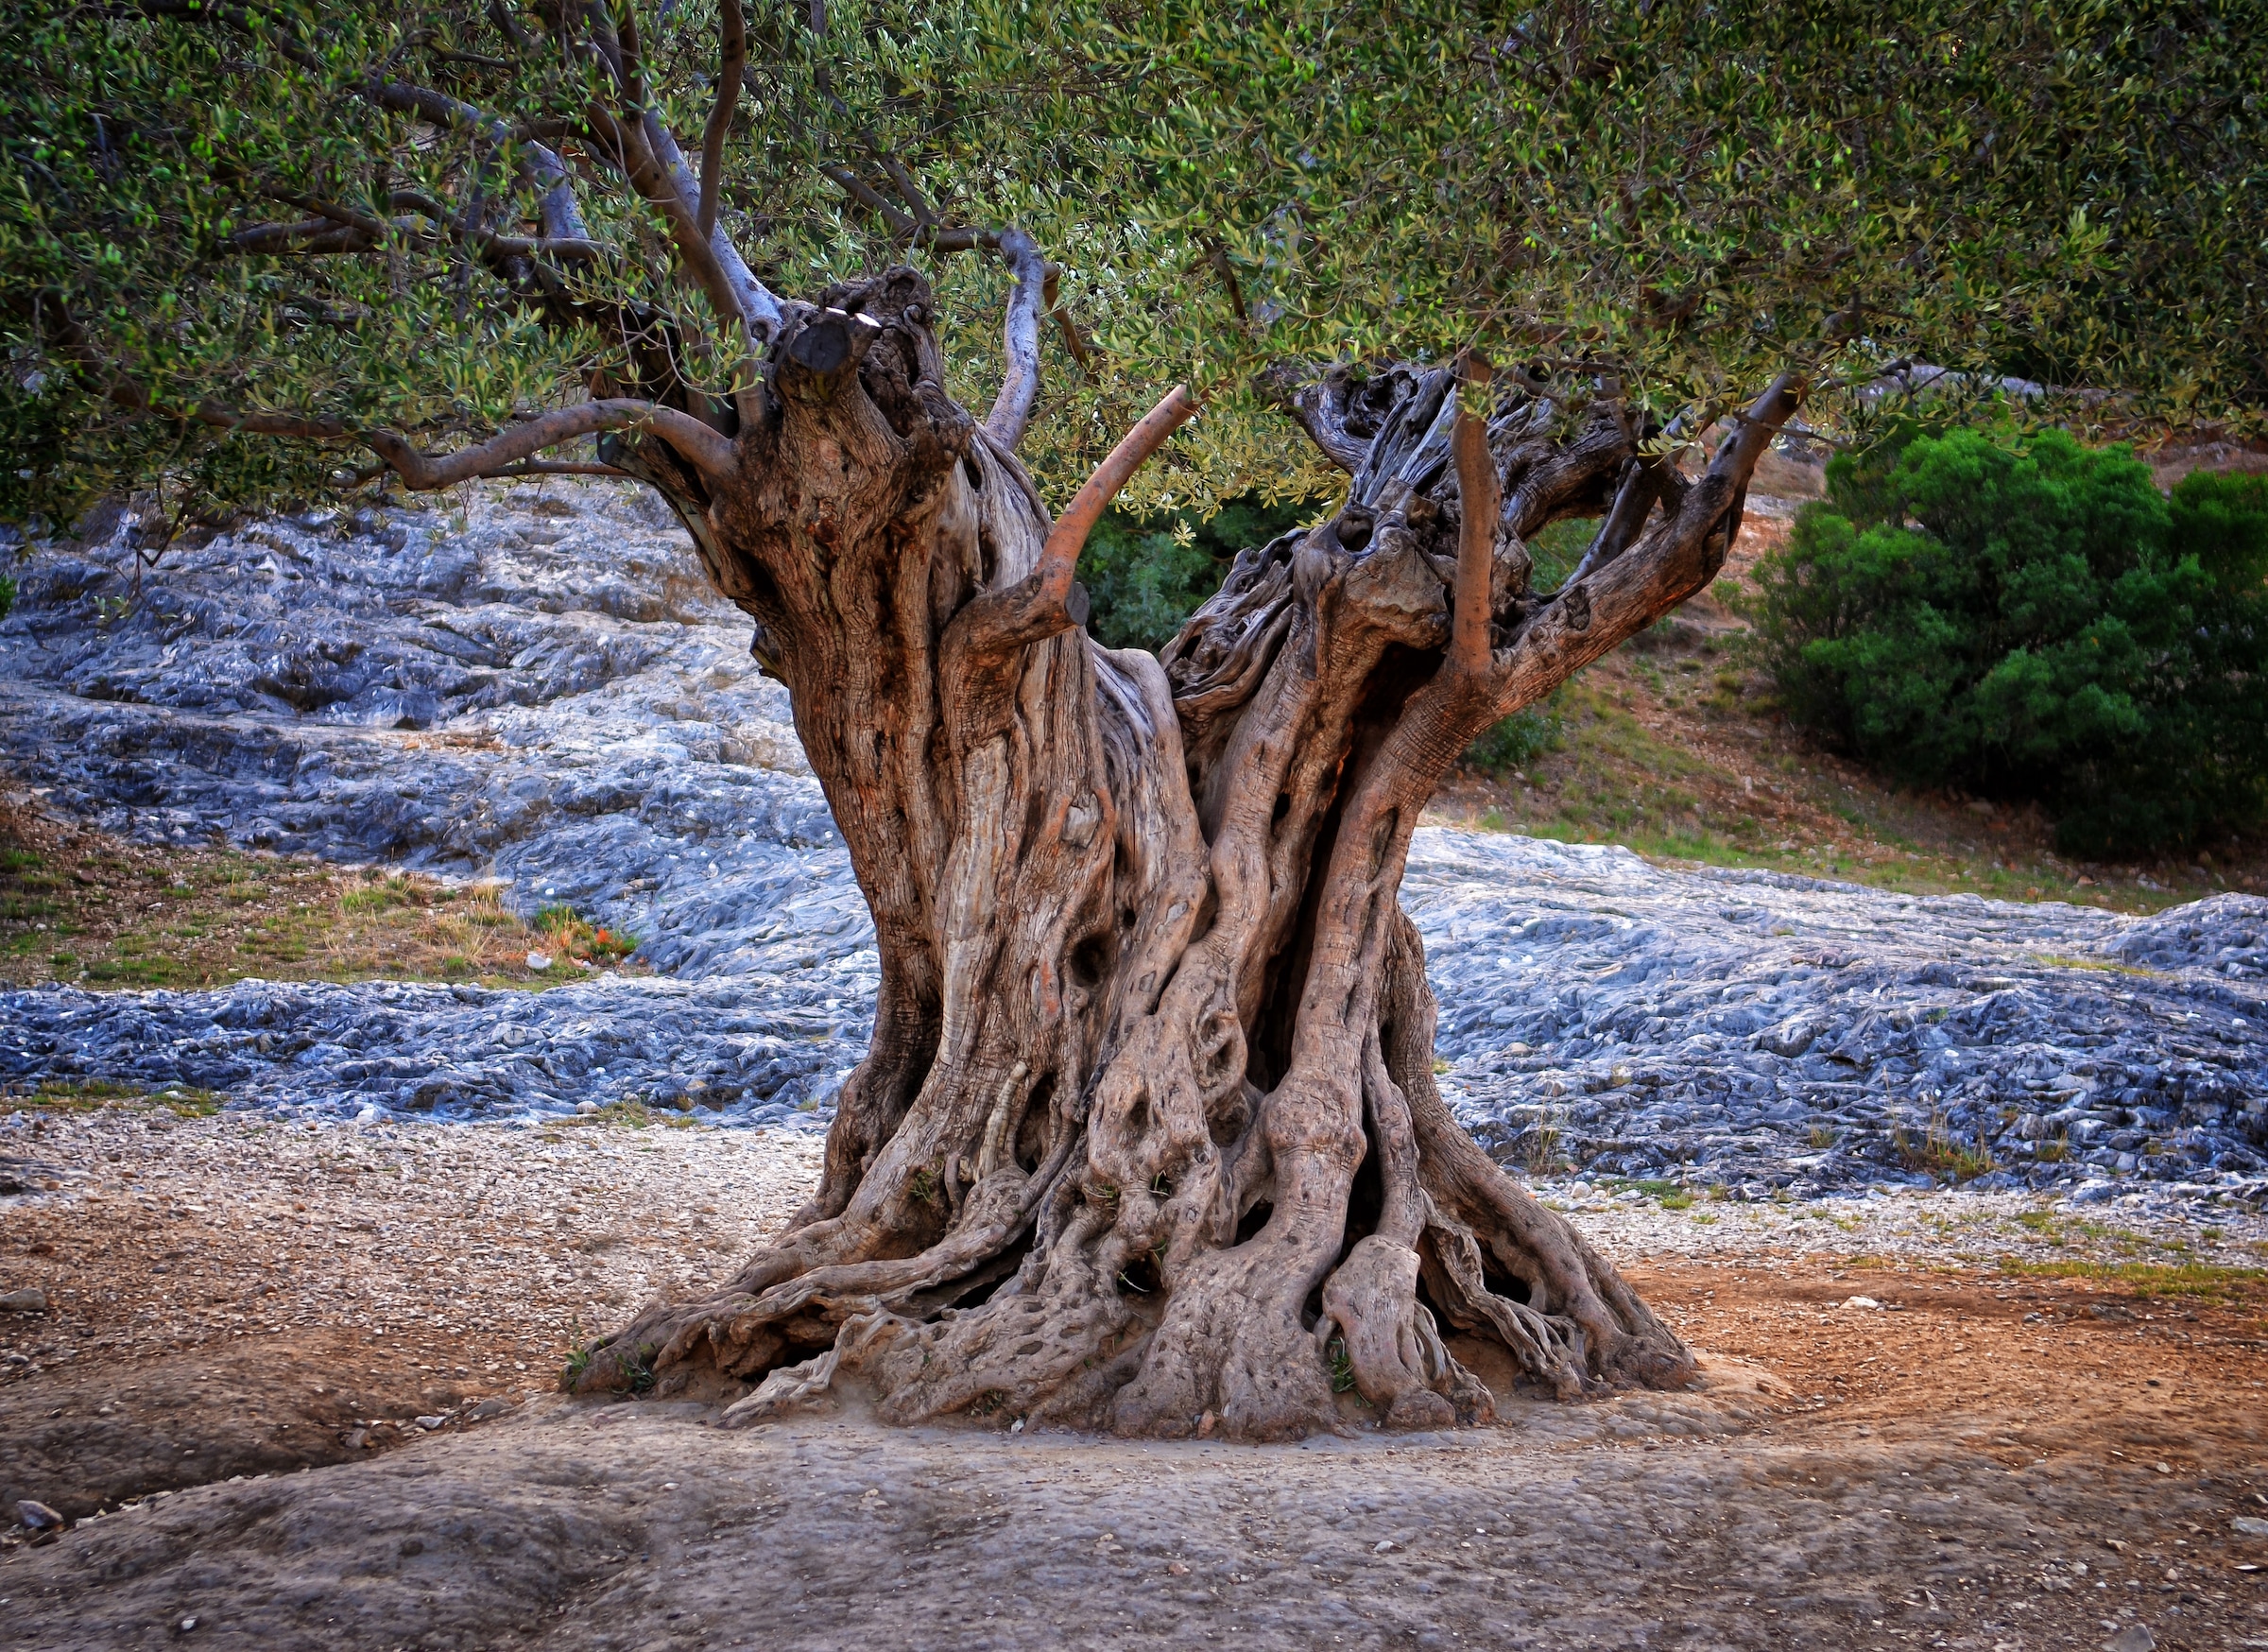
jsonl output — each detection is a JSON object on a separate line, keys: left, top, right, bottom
{"left": 0, "top": 1289, "right": 47, "bottom": 1314}
{"left": 0, "top": 483, "right": 2261, "bottom": 1210}
{"left": 15, "top": 1499, "right": 61, "bottom": 1531}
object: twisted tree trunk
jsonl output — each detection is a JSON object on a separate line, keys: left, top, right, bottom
{"left": 577, "top": 266, "right": 1796, "bottom": 1439}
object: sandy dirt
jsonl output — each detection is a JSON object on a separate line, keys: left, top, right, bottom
{"left": 4, "top": 1106, "right": 2267, "bottom": 1650}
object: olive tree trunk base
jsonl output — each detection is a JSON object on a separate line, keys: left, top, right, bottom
{"left": 572, "top": 271, "right": 1795, "bottom": 1439}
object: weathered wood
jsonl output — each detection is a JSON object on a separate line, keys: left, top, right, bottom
{"left": 579, "top": 270, "right": 1798, "bottom": 1437}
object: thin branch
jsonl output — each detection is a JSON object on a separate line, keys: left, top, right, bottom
{"left": 948, "top": 383, "right": 1200, "bottom": 661}
{"left": 359, "top": 400, "right": 735, "bottom": 489}
{"left": 487, "top": 0, "right": 531, "bottom": 50}
{"left": 697, "top": 0, "right": 746, "bottom": 242}
{"left": 984, "top": 228, "right": 1048, "bottom": 451}
{"left": 821, "top": 163, "right": 917, "bottom": 237}
{"left": 1203, "top": 236, "right": 1249, "bottom": 325}
{"left": 431, "top": 46, "right": 513, "bottom": 69}
{"left": 386, "top": 189, "right": 610, "bottom": 261}
{"left": 486, "top": 459, "right": 631, "bottom": 479}
{"left": 1040, "top": 264, "right": 1094, "bottom": 376}
{"left": 1565, "top": 413, "right": 1686, "bottom": 588}
{"left": 93, "top": 349, "right": 731, "bottom": 490}
{"left": 1449, "top": 354, "right": 1498, "bottom": 678}
{"left": 1033, "top": 385, "right": 1200, "bottom": 610}
{"left": 221, "top": 217, "right": 376, "bottom": 255}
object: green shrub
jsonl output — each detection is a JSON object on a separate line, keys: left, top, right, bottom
{"left": 1081, "top": 494, "right": 1316, "bottom": 651}
{"left": 1751, "top": 427, "right": 2268, "bottom": 854}
{"left": 1464, "top": 695, "right": 1565, "bottom": 775}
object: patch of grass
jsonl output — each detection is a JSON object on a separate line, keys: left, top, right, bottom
{"left": 2030, "top": 953, "right": 2160, "bottom": 977}
{"left": 560, "top": 1100, "right": 655, "bottom": 1129}
{"left": 622, "top": 1342, "right": 660, "bottom": 1396}
{"left": 533, "top": 904, "right": 639, "bottom": 965}
{"left": 1327, "top": 1336, "right": 1357, "bottom": 1394}
{"left": 1996, "top": 1258, "right": 2268, "bottom": 1303}
{"left": 1521, "top": 1117, "right": 1566, "bottom": 1176}
{"left": 22, "top": 1077, "right": 145, "bottom": 1110}
{"left": 559, "top": 1344, "right": 593, "bottom": 1389}
{"left": 0, "top": 796, "right": 624, "bottom": 992}
{"left": 1423, "top": 604, "right": 2258, "bottom": 914}
{"left": 1604, "top": 1177, "right": 1696, "bottom": 1210}
{"left": 1893, "top": 1111, "right": 1996, "bottom": 1182}
{"left": 15, "top": 1078, "right": 224, "bottom": 1117}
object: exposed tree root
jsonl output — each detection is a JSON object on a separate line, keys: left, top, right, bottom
{"left": 573, "top": 271, "right": 1802, "bottom": 1437}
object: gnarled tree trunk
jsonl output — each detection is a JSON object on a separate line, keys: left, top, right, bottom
{"left": 576, "top": 266, "right": 1797, "bottom": 1439}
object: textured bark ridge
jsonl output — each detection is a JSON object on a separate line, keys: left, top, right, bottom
{"left": 577, "top": 270, "right": 1797, "bottom": 1439}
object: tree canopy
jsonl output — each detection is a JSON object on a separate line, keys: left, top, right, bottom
{"left": 4, "top": 0, "right": 2262, "bottom": 536}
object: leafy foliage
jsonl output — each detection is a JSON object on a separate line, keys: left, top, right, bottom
{"left": 1, "top": 0, "right": 2261, "bottom": 566}
{"left": 1064, "top": 0, "right": 2268, "bottom": 441}
{"left": 1752, "top": 430, "right": 2268, "bottom": 853}
{"left": 1081, "top": 493, "right": 1315, "bottom": 650}
{"left": 1463, "top": 696, "right": 1566, "bottom": 777}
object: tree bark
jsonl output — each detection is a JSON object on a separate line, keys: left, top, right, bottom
{"left": 576, "top": 270, "right": 1790, "bottom": 1438}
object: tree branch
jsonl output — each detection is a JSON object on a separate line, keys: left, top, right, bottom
{"left": 1489, "top": 370, "right": 1805, "bottom": 715}
{"left": 984, "top": 228, "right": 1048, "bottom": 451}
{"left": 486, "top": 459, "right": 631, "bottom": 479}
{"left": 220, "top": 217, "right": 376, "bottom": 256}
{"left": 1040, "top": 263, "right": 1094, "bottom": 376}
{"left": 820, "top": 163, "right": 917, "bottom": 236}
{"left": 359, "top": 400, "right": 736, "bottom": 489}
{"left": 946, "top": 384, "right": 1200, "bottom": 660}
{"left": 1564, "top": 414, "right": 1686, "bottom": 588}
{"left": 1449, "top": 355, "right": 1498, "bottom": 678}
{"left": 385, "top": 189, "right": 610, "bottom": 262}
{"left": 1261, "top": 364, "right": 1375, "bottom": 473}
{"left": 697, "top": 0, "right": 746, "bottom": 242}
{"left": 486, "top": 0, "right": 530, "bottom": 50}
{"left": 1034, "top": 384, "right": 1200, "bottom": 611}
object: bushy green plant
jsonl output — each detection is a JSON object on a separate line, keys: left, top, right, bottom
{"left": 1081, "top": 494, "right": 1315, "bottom": 651}
{"left": 1463, "top": 696, "right": 1566, "bottom": 777}
{"left": 1752, "top": 428, "right": 2268, "bottom": 853}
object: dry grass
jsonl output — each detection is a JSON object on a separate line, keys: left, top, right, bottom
{"left": 1994, "top": 1256, "right": 2268, "bottom": 1304}
{"left": 0, "top": 792, "right": 631, "bottom": 991}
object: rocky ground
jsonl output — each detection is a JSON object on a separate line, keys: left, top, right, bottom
{"left": 0, "top": 481, "right": 2262, "bottom": 1201}
{"left": 2, "top": 1108, "right": 2265, "bottom": 1650}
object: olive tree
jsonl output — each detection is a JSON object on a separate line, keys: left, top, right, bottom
{"left": 4, "top": 0, "right": 2259, "bottom": 1436}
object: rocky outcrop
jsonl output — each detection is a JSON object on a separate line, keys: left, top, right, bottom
{"left": 1407, "top": 837, "right": 2265, "bottom": 1199}
{"left": 0, "top": 484, "right": 2259, "bottom": 1201}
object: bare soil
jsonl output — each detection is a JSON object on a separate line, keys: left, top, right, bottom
{"left": 4, "top": 1109, "right": 2264, "bottom": 1650}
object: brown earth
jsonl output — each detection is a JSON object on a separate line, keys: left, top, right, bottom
{"left": 3, "top": 1109, "right": 2264, "bottom": 1650}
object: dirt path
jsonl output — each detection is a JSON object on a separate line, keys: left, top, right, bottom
{"left": 4, "top": 1108, "right": 2266, "bottom": 1650}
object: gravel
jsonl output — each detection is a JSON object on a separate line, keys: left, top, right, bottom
{"left": 0, "top": 482, "right": 2262, "bottom": 1208}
